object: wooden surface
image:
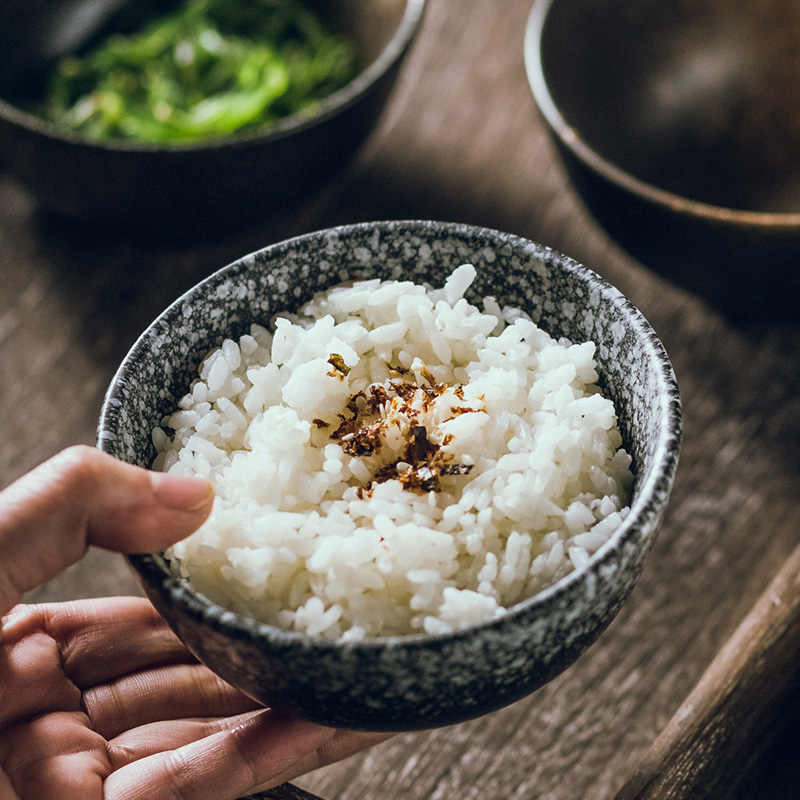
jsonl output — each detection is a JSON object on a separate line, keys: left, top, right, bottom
{"left": 614, "top": 535, "right": 800, "bottom": 800}
{"left": 2, "top": 0, "right": 799, "bottom": 798}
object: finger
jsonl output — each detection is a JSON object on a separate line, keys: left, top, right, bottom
{"left": 106, "top": 710, "right": 265, "bottom": 769}
{"left": 4, "top": 598, "right": 195, "bottom": 688}
{"left": 0, "top": 623, "right": 82, "bottom": 728}
{"left": 104, "top": 711, "right": 337, "bottom": 800}
{"left": 0, "top": 599, "right": 198, "bottom": 731}
{"left": 83, "top": 662, "right": 260, "bottom": 740}
{"left": 0, "top": 710, "right": 108, "bottom": 799}
{"left": 107, "top": 712, "right": 392, "bottom": 784}
{"left": 249, "top": 728, "right": 395, "bottom": 793}
{"left": 0, "top": 446, "right": 213, "bottom": 614}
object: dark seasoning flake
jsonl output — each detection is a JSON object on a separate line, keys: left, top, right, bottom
{"left": 315, "top": 360, "right": 482, "bottom": 497}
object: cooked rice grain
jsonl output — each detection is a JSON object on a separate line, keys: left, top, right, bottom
{"left": 156, "top": 264, "right": 633, "bottom": 640}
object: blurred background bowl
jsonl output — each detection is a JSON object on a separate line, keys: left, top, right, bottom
{"left": 525, "top": 0, "right": 800, "bottom": 323}
{"left": 98, "top": 220, "right": 681, "bottom": 731}
{"left": 0, "top": 0, "right": 425, "bottom": 239}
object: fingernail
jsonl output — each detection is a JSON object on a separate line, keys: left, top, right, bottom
{"left": 151, "top": 472, "right": 214, "bottom": 511}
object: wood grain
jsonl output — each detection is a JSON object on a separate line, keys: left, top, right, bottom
{"left": 2, "top": 0, "right": 799, "bottom": 798}
{"left": 614, "top": 537, "right": 800, "bottom": 800}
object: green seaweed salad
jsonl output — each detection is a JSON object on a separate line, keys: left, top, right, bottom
{"left": 30, "top": 0, "right": 359, "bottom": 143}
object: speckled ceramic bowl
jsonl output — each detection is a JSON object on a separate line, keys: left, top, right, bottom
{"left": 0, "top": 0, "right": 425, "bottom": 238}
{"left": 98, "top": 220, "right": 681, "bottom": 731}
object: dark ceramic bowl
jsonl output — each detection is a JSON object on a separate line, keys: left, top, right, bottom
{"left": 98, "top": 220, "right": 681, "bottom": 731}
{"left": 0, "top": 0, "right": 424, "bottom": 238}
{"left": 525, "top": 0, "right": 800, "bottom": 322}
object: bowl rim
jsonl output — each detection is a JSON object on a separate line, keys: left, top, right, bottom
{"left": 523, "top": 0, "right": 800, "bottom": 229}
{"left": 0, "top": 0, "right": 426, "bottom": 152}
{"left": 110, "top": 219, "right": 682, "bottom": 652}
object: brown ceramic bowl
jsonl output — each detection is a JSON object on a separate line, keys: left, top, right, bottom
{"left": 0, "top": 0, "right": 425, "bottom": 238}
{"left": 525, "top": 0, "right": 800, "bottom": 322}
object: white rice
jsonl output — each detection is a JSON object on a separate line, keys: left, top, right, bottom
{"left": 155, "top": 264, "right": 633, "bottom": 640}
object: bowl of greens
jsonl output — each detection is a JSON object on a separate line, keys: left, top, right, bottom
{"left": 0, "top": 0, "right": 425, "bottom": 237}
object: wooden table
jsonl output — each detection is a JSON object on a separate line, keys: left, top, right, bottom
{"left": 3, "top": 1, "right": 799, "bottom": 797}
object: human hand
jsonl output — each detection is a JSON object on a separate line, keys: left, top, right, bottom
{"left": 0, "top": 447, "right": 391, "bottom": 799}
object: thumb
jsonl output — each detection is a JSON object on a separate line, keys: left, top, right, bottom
{"left": 0, "top": 445, "right": 213, "bottom": 615}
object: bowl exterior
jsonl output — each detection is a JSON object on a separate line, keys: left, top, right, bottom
{"left": 0, "top": 93, "right": 378, "bottom": 236}
{"left": 100, "top": 220, "right": 681, "bottom": 730}
{"left": 549, "top": 126, "right": 800, "bottom": 323}
{"left": 0, "top": 0, "right": 425, "bottom": 237}
{"left": 525, "top": 0, "right": 800, "bottom": 322}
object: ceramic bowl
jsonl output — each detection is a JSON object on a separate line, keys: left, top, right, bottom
{"left": 0, "top": 0, "right": 425, "bottom": 238}
{"left": 525, "top": 0, "right": 800, "bottom": 322}
{"left": 98, "top": 220, "right": 681, "bottom": 731}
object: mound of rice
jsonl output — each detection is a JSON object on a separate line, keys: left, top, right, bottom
{"left": 155, "top": 264, "right": 633, "bottom": 640}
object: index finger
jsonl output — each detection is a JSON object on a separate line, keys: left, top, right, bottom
{"left": 5, "top": 597, "right": 195, "bottom": 687}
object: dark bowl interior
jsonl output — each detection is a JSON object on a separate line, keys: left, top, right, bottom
{"left": 0, "top": 0, "right": 424, "bottom": 238}
{"left": 98, "top": 220, "right": 681, "bottom": 731}
{"left": 526, "top": 0, "right": 800, "bottom": 321}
